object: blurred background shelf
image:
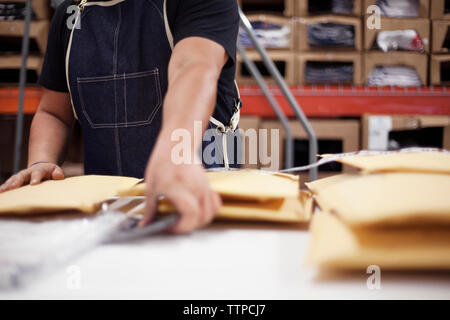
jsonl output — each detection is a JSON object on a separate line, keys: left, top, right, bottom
{"left": 239, "top": 85, "right": 450, "bottom": 117}
{"left": 0, "top": 86, "right": 42, "bottom": 114}
{"left": 1, "top": 85, "right": 449, "bottom": 117}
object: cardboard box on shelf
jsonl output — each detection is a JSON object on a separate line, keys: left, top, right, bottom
{"left": 1, "top": 0, "right": 51, "bottom": 20}
{"left": 296, "top": 51, "right": 362, "bottom": 85}
{"left": 236, "top": 50, "right": 295, "bottom": 85}
{"left": 0, "top": 54, "right": 43, "bottom": 75}
{"left": 296, "top": 0, "right": 362, "bottom": 17}
{"left": 364, "top": 52, "right": 428, "bottom": 86}
{"left": 296, "top": 15, "right": 362, "bottom": 51}
{"left": 285, "top": 0, "right": 296, "bottom": 16}
{"left": 362, "top": 114, "right": 450, "bottom": 150}
{"left": 259, "top": 119, "right": 360, "bottom": 173}
{"left": 430, "top": 54, "right": 450, "bottom": 85}
{"left": 432, "top": 20, "right": 450, "bottom": 53}
{"left": 364, "top": 0, "right": 429, "bottom": 19}
{"left": 240, "top": 14, "right": 295, "bottom": 50}
{"left": 364, "top": 17, "right": 430, "bottom": 53}
{"left": 237, "top": 116, "right": 261, "bottom": 169}
{"left": 431, "top": 0, "right": 450, "bottom": 20}
{"left": 237, "top": 0, "right": 295, "bottom": 17}
{"left": 0, "top": 20, "right": 50, "bottom": 53}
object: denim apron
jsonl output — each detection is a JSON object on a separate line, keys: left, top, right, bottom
{"left": 66, "top": 0, "right": 240, "bottom": 178}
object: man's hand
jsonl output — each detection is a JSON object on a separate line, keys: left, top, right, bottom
{"left": 140, "top": 137, "right": 222, "bottom": 233}
{"left": 0, "top": 163, "right": 64, "bottom": 193}
{"left": 0, "top": 89, "right": 73, "bottom": 193}
{"left": 138, "top": 36, "right": 228, "bottom": 233}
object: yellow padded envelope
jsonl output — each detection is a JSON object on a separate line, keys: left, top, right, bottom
{"left": 307, "top": 212, "right": 450, "bottom": 270}
{"left": 118, "top": 170, "right": 310, "bottom": 223}
{"left": 0, "top": 175, "right": 140, "bottom": 215}
{"left": 306, "top": 172, "right": 450, "bottom": 226}
{"left": 156, "top": 190, "right": 313, "bottom": 223}
{"left": 335, "top": 152, "right": 450, "bottom": 174}
{"left": 118, "top": 170, "right": 300, "bottom": 201}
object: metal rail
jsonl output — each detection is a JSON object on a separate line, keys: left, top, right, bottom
{"left": 238, "top": 8, "right": 318, "bottom": 181}
{"left": 13, "top": 0, "right": 32, "bottom": 173}
{"left": 237, "top": 44, "right": 294, "bottom": 169}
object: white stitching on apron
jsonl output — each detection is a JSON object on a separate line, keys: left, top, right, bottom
{"left": 113, "top": 5, "right": 123, "bottom": 174}
{"left": 124, "top": 72, "right": 127, "bottom": 128}
{"left": 77, "top": 70, "right": 159, "bottom": 83}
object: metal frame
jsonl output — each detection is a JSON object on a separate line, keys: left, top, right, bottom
{"left": 237, "top": 45, "right": 294, "bottom": 169}
{"left": 238, "top": 8, "right": 318, "bottom": 180}
{"left": 13, "top": 0, "right": 32, "bottom": 173}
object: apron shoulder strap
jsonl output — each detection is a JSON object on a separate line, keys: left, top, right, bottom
{"left": 163, "top": 0, "right": 241, "bottom": 169}
{"left": 163, "top": 0, "right": 174, "bottom": 49}
{"left": 163, "top": 1, "right": 242, "bottom": 129}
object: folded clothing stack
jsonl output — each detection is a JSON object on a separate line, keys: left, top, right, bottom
{"left": 306, "top": 150, "right": 450, "bottom": 270}
{"left": 367, "top": 65, "right": 422, "bottom": 86}
{"left": 120, "top": 170, "right": 313, "bottom": 224}
{"left": 330, "top": 0, "right": 355, "bottom": 14}
{"left": 0, "top": 2, "right": 36, "bottom": 20}
{"left": 376, "top": 30, "right": 425, "bottom": 52}
{"left": 305, "top": 61, "right": 354, "bottom": 84}
{"left": 239, "top": 20, "right": 291, "bottom": 49}
{"left": 377, "top": 0, "right": 419, "bottom": 18}
{"left": 308, "top": 0, "right": 355, "bottom": 15}
{"left": 307, "top": 23, "right": 355, "bottom": 48}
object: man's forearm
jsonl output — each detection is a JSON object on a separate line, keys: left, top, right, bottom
{"left": 158, "top": 62, "right": 220, "bottom": 154}
{"left": 28, "top": 110, "right": 72, "bottom": 167}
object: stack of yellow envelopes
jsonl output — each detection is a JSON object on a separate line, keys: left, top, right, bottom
{"left": 306, "top": 151, "right": 450, "bottom": 270}
{"left": 0, "top": 175, "right": 140, "bottom": 215}
{"left": 0, "top": 171, "right": 311, "bottom": 223}
{"left": 118, "top": 170, "right": 313, "bottom": 223}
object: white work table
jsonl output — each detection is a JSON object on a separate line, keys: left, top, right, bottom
{"left": 1, "top": 221, "right": 449, "bottom": 300}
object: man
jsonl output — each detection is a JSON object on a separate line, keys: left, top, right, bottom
{"left": 0, "top": 0, "right": 240, "bottom": 234}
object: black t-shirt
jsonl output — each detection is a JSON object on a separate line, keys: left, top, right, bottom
{"left": 38, "top": 0, "right": 239, "bottom": 123}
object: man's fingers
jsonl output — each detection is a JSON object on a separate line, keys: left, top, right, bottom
{"left": 204, "top": 191, "right": 222, "bottom": 227}
{"left": 139, "top": 191, "right": 158, "bottom": 227}
{"left": 0, "top": 176, "right": 16, "bottom": 192}
{"left": 7, "top": 170, "right": 30, "bottom": 190}
{"left": 30, "top": 168, "right": 47, "bottom": 185}
{"left": 198, "top": 191, "right": 216, "bottom": 228}
{"left": 213, "top": 191, "right": 222, "bottom": 213}
{"left": 211, "top": 191, "right": 222, "bottom": 220}
{"left": 167, "top": 188, "right": 201, "bottom": 234}
{"left": 51, "top": 166, "right": 65, "bottom": 180}
{"left": 0, "top": 176, "right": 13, "bottom": 192}
{"left": 0, "top": 180, "right": 9, "bottom": 192}
{"left": 0, "top": 164, "right": 65, "bottom": 193}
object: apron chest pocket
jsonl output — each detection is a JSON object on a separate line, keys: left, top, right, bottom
{"left": 76, "top": 69, "right": 162, "bottom": 129}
